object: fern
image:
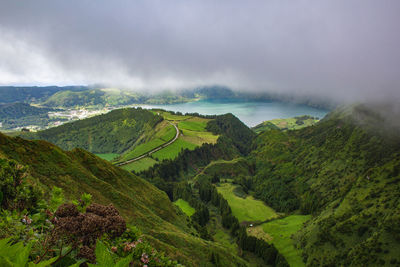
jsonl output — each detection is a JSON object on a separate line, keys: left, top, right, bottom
{"left": 88, "top": 240, "right": 132, "bottom": 267}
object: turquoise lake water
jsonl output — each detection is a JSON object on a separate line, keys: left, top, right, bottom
{"left": 139, "top": 99, "right": 329, "bottom": 127}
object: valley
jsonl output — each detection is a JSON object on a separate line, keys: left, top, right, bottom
{"left": 1, "top": 2, "right": 398, "bottom": 266}
{"left": 1, "top": 101, "right": 399, "bottom": 266}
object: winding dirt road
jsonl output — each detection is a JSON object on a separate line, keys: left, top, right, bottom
{"left": 116, "top": 122, "right": 179, "bottom": 166}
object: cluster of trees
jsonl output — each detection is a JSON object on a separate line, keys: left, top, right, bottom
{"left": 172, "top": 183, "right": 210, "bottom": 239}
{"left": 206, "top": 113, "right": 256, "bottom": 155}
{"left": 140, "top": 136, "right": 239, "bottom": 187}
{"left": 0, "top": 103, "right": 59, "bottom": 129}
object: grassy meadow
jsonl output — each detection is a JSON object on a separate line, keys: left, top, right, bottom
{"left": 95, "top": 153, "right": 120, "bottom": 161}
{"left": 152, "top": 138, "right": 197, "bottom": 160}
{"left": 261, "top": 215, "right": 310, "bottom": 267}
{"left": 216, "top": 183, "right": 278, "bottom": 223}
{"left": 120, "top": 157, "right": 158, "bottom": 172}
{"left": 174, "top": 199, "right": 196, "bottom": 217}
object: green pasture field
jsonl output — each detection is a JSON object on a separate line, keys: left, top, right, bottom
{"left": 119, "top": 138, "right": 165, "bottom": 161}
{"left": 120, "top": 157, "right": 158, "bottom": 172}
{"left": 216, "top": 183, "right": 278, "bottom": 223}
{"left": 95, "top": 153, "right": 120, "bottom": 161}
{"left": 152, "top": 138, "right": 197, "bottom": 160}
{"left": 261, "top": 215, "right": 311, "bottom": 267}
{"left": 174, "top": 199, "right": 196, "bottom": 217}
{"left": 178, "top": 119, "right": 208, "bottom": 132}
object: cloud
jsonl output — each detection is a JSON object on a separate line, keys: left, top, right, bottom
{"left": 0, "top": 0, "right": 399, "bottom": 103}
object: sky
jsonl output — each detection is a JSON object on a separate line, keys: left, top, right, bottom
{"left": 0, "top": 0, "right": 399, "bottom": 103}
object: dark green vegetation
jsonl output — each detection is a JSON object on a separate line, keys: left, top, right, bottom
{"left": 41, "top": 88, "right": 195, "bottom": 108}
{"left": 3, "top": 98, "right": 400, "bottom": 266}
{"left": 248, "top": 104, "right": 400, "bottom": 266}
{"left": 137, "top": 104, "right": 400, "bottom": 266}
{"left": 0, "top": 157, "right": 177, "bottom": 266}
{"left": 23, "top": 108, "right": 162, "bottom": 154}
{"left": 252, "top": 115, "right": 319, "bottom": 134}
{"left": 0, "top": 132, "right": 250, "bottom": 266}
{"left": 0, "top": 86, "right": 86, "bottom": 104}
{"left": 42, "top": 88, "right": 144, "bottom": 108}
{"left": 0, "top": 103, "right": 60, "bottom": 130}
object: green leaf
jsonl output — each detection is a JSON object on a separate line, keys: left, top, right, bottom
{"left": 0, "top": 237, "right": 12, "bottom": 252}
{"left": 94, "top": 240, "right": 114, "bottom": 267}
{"left": 114, "top": 254, "right": 132, "bottom": 267}
{"left": 15, "top": 242, "right": 32, "bottom": 267}
{"left": 66, "top": 259, "right": 86, "bottom": 267}
{"left": 28, "top": 256, "right": 58, "bottom": 267}
{"left": 0, "top": 256, "right": 13, "bottom": 267}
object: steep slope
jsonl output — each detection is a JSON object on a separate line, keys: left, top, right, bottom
{"left": 250, "top": 104, "right": 400, "bottom": 266}
{"left": 0, "top": 132, "right": 248, "bottom": 266}
{"left": 23, "top": 108, "right": 163, "bottom": 154}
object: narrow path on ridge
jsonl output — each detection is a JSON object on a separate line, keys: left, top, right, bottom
{"left": 115, "top": 121, "right": 179, "bottom": 166}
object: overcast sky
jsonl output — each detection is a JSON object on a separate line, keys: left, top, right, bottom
{"left": 0, "top": 0, "right": 399, "bottom": 103}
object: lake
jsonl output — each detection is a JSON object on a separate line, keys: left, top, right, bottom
{"left": 138, "top": 99, "right": 328, "bottom": 127}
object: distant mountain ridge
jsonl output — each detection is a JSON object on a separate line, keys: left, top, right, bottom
{"left": 0, "top": 85, "right": 336, "bottom": 109}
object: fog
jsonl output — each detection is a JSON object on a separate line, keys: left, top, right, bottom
{"left": 0, "top": 0, "right": 399, "bottom": 103}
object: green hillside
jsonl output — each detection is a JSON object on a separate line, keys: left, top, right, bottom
{"left": 0, "top": 132, "right": 248, "bottom": 266}
{"left": 23, "top": 108, "right": 162, "bottom": 154}
{"left": 249, "top": 104, "right": 400, "bottom": 266}
{"left": 117, "top": 111, "right": 219, "bottom": 171}
{"left": 252, "top": 115, "right": 319, "bottom": 134}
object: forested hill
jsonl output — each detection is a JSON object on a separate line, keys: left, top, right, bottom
{"left": 250, "top": 104, "right": 400, "bottom": 266}
{"left": 0, "top": 103, "right": 53, "bottom": 119}
{"left": 23, "top": 108, "right": 163, "bottom": 154}
{"left": 0, "top": 86, "right": 86, "bottom": 104}
{"left": 207, "top": 113, "right": 256, "bottom": 155}
{"left": 0, "top": 103, "right": 56, "bottom": 129}
{"left": 0, "top": 132, "right": 248, "bottom": 265}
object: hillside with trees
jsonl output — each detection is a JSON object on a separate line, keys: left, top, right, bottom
{"left": 246, "top": 104, "right": 400, "bottom": 265}
{"left": 23, "top": 108, "right": 163, "bottom": 154}
{"left": 0, "top": 132, "right": 249, "bottom": 266}
{"left": 0, "top": 103, "right": 57, "bottom": 129}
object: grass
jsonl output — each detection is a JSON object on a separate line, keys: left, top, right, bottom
{"left": 155, "top": 110, "right": 191, "bottom": 121}
{"left": 117, "top": 122, "right": 177, "bottom": 163}
{"left": 216, "top": 183, "right": 278, "bottom": 223}
{"left": 120, "top": 157, "right": 158, "bottom": 172}
{"left": 174, "top": 199, "right": 196, "bottom": 217}
{"left": 119, "top": 138, "right": 165, "bottom": 161}
{"left": 157, "top": 124, "right": 176, "bottom": 141}
{"left": 117, "top": 112, "right": 217, "bottom": 166}
{"left": 181, "top": 129, "right": 218, "bottom": 145}
{"left": 95, "top": 153, "right": 120, "bottom": 161}
{"left": 253, "top": 116, "right": 319, "bottom": 133}
{"left": 152, "top": 138, "right": 197, "bottom": 161}
{"left": 261, "top": 215, "right": 311, "bottom": 267}
{"left": 178, "top": 119, "right": 208, "bottom": 132}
